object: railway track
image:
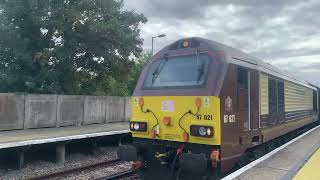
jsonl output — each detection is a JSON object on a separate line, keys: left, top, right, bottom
{"left": 96, "top": 169, "right": 137, "bottom": 180}
{"left": 28, "top": 158, "right": 137, "bottom": 180}
{"left": 23, "top": 124, "right": 318, "bottom": 180}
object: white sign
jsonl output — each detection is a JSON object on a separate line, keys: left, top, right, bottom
{"left": 162, "top": 100, "right": 175, "bottom": 112}
{"left": 224, "top": 114, "right": 236, "bottom": 123}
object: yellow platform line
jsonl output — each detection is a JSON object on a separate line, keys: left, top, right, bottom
{"left": 294, "top": 148, "right": 320, "bottom": 180}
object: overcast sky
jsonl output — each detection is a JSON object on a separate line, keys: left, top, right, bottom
{"left": 124, "top": 0, "right": 320, "bottom": 86}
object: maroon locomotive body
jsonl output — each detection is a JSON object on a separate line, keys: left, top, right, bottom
{"left": 118, "top": 37, "right": 319, "bottom": 179}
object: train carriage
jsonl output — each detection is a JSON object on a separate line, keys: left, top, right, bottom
{"left": 118, "top": 37, "right": 319, "bottom": 180}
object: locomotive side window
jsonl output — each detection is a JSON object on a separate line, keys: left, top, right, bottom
{"left": 268, "top": 78, "right": 278, "bottom": 124}
{"left": 238, "top": 68, "right": 248, "bottom": 89}
{"left": 313, "top": 90, "right": 317, "bottom": 111}
{"left": 277, "top": 80, "right": 285, "bottom": 122}
{"left": 259, "top": 73, "right": 269, "bottom": 127}
{"left": 237, "top": 67, "right": 248, "bottom": 111}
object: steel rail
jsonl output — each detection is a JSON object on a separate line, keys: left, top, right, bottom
{"left": 27, "top": 158, "right": 121, "bottom": 180}
{"left": 95, "top": 169, "right": 136, "bottom": 180}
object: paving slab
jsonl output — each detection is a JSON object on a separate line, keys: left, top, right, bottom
{"left": 234, "top": 126, "right": 320, "bottom": 180}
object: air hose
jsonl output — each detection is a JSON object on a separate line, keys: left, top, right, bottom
{"left": 140, "top": 106, "right": 160, "bottom": 138}
{"left": 178, "top": 107, "right": 200, "bottom": 134}
{"left": 170, "top": 144, "right": 185, "bottom": 179}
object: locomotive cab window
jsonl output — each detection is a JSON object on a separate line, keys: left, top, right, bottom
{"left": 143, "top": 54, "right": 211, "bottom": 88}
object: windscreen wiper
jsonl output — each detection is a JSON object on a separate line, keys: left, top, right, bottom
{"left": 197, "top": 62, "right": 204, "bottom": 82}
{"left": 195, "top": 50, "right": 204, "bottom": 82}
{"left": 151, "top": 56, "right": 168, "bottom": 86}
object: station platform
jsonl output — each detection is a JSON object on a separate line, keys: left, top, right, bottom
{"left": 0, "top": 122, "right": 129, "bottom": 169}
{"left": 223, "top": 125, "right": 320, "bottom": 180}
{"left": 0, "top": 122, "right": 129, "bottom": 150}
{"left": 294, "top": 147, "right": 320, "bottom": 180}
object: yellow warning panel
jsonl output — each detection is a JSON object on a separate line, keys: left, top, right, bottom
{"left": 131, "top": 96, "right": 221, "bottom": 145}
{"left": 294, "top": 148, "right": 320, "bottom": 180}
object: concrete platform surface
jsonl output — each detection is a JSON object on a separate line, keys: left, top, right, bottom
{"left": 233, "top": 126, "right": 320, "bottom": 180}
{"left": 293, "top": 148, "right": 320, "bottom": 180}
{"left": 0, "top": 122, "right": 129, "bottom": 149}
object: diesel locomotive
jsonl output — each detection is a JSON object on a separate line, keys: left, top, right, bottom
{"left": 118, "top": 37, "right": 320, "bottom": 180}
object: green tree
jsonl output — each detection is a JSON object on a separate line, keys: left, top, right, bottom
{"left": 0, "top": 0, "right": 147, "bottom": 95}
{"left": 127, "top": 51, "right": 151, "bottom": 94}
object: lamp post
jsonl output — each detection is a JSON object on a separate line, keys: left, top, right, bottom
{"left": 152, "top": 34, "right": 166, "bottom": 55}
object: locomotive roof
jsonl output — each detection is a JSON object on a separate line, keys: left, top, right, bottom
{"left": 164, "top": 37, "right": 316, "bottom": 90}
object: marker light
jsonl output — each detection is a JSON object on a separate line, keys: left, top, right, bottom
{"left": 182, "top": 40, "right": 189, "bottom": 48}
{"left": 139, "top": 97, "right": 144, "bottom": 107}
{"left": 207, "top": 128, "right": 212, "bottom": 136}
{"left": 195, "top": 97, "right": 202, "bottom": 108}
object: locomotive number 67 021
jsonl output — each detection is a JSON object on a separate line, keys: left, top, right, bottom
{"left": 196, "top": 114, "right": 213, "bottom": 120}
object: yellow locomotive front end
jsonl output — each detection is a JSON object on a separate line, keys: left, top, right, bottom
{"left": 117, "top": 38, "right": 227, "bottom": 180}
{"left": 130, "top": 96, "right": 221, "bottom": 146}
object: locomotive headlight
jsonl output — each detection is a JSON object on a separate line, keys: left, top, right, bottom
{"left": 198, "top": 127, "right": 207, "bottom": 136}
{"left": 130, "top": 123, "right": 134, "bottom": 129}
{"left": 133, "top": 123, "right": 140, "bottom": 130}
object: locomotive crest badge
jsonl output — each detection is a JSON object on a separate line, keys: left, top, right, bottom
{"left": 225, "top": 96, "right": 233, "bottom": 111}
{"left": 203, "top": 97, "right": 210, "bottom": 108}
{"left": 133, "top": 97, "right": 138, "bottom": 106}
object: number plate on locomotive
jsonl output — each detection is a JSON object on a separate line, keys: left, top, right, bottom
{"left": 161, "top": 100, "right": 175, "bottom": 112}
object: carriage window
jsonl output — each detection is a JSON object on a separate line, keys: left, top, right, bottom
{"left": 238, "top": 68, "right": 248, "bottom": 89}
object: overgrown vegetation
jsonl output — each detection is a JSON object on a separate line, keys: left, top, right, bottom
{"left": 0, "top": 0, "right": 149, "bottom": 96}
